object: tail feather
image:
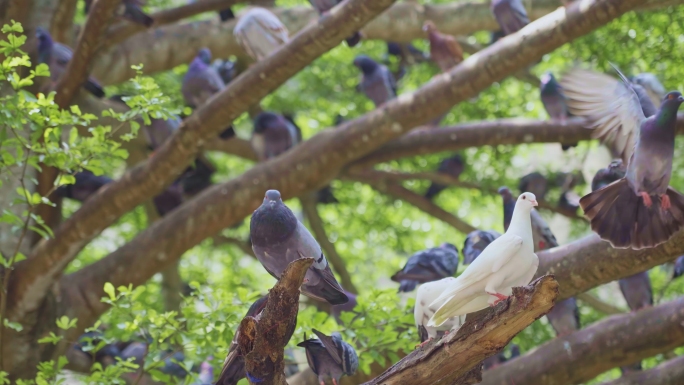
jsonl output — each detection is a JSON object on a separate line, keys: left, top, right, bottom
{"left": 345, "top": 32, "right": 362, "bottom": 47}
{"left": 219, "top": 125, "right": 236, "bottom": 139}
{"left": 84, "top": 78, "right": 105, "bottom": 98}
{"left": 580, "top": 179, "right": 684, "bottom": 249}
{"left": 398, "top": 280, "right": 418, "bottom": 293}
{"left": 424, "top": 183, "right": 445, "bottom": 200}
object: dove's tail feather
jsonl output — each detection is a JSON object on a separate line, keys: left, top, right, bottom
{"left": 346, "top": 32, "right": 362, "bottom": 47}
{"left": 427, "top": 278, "right": 483, "bottom": 327}
{"left": 580, "top": 179, "right": 684, "bottom": 249}
{"left": 398, "top": 279, "right": 418, "bottom": 293}
{"left": 429, "top": 294, "right": 488, "bottom": 327}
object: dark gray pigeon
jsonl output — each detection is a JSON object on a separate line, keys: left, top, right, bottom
{"left": 250, "top": 111, "right": 301, "bottom": 161}
{"left": 182, "top": 48, "right": 235, "bottom": 140}
{"left": 309, "top": 0, "right": 361, "bottom": 46}
{"left": 423, "top": 21, "right": 463, "bottom": 73}
{"left": 540, "top": 72, "right": 577, "bottom": 150}
{"left": 390, "top": 243, "right": 459, "bottom": 293}
{"left": 250, "top": 190, "right": 348, "bottom": 305}
{"left": 500, "top": 186, "right": 558, "bottom": 251}
{"left": 424, "top": 154, "right": 464, "bottom": 200}
{"left": 298, "top": 329, "right": 358, "bottom": 385}
{"left": 213, "top": 59, "right": 237, "bottom": 85}
{"left": 546, "top": 297, "right": 580, "bottom": 337}
{"left": 518, "top": 172, "right": 549, "bottom": 201}
{"left": 490, "top": 0, "right": 529, "bottom": 36}
{"left": 591, "top": 159, "right": 626, "bottom": 192}
{"left": 153, "top": 182, "right": 184, "bottom": 217}
{"left": 85, "top": 0, "right": 154, "bottom": 27}
{"left": 36, "top": 28, "right": 104, "bottom": 98}
{"left": 630, "top": 73, "right": 666, "bottom": 107}
{"left": 56, "top": 171, "right": 112, "bottom": 202}
{"left": 618, "top": 271, "right": 653, "bottom": 311}
{"left": 489, "top": 30, "right": 506, "bottom": 45}
{"left": 674, "top": 255, "right": 684, "bottom": 279}
{"left": 462, "top": 230, "right": 501, "bottom": 265}
{"left": 353, "top": 55, "right": 397, "bottom": 108}
{"left": 217, "top": 296, "right": 271, "bottom": 385}
{"left": 579, "top": 66, "right": 684, "bottom": 249}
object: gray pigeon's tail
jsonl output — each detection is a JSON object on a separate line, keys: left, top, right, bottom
{"left": 398, "top": 279, "right": 418, "bottom": 293}
{"left": 305, "top": 265, "right": 349, "bottom": 305}
{"left": 580, "top": 179, "right": 684, "bottom": 249}
{"left": 84, "top": 78, "right": 105, "bottom": 98}
{"left": 346, "top": 32, "right": 362, "bottom": 47}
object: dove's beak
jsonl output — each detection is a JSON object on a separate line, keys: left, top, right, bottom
{"left": 530, "top": 199, "right": 538, "bottom": 207}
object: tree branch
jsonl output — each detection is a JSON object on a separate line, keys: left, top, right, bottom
{"left": 480, "top": 297, "right": 684, "bottom": 385}
{"left": 300, "top": 193, "right": 357, "bottom": 294}
{"left": 363, "top": 276, "right": 559, "bottom": 385}
{"left": 240, "top": 258, "right": 312, "bottom": 385}
{"left": 354, "top": 175, "right": 477, "bottom": 234}
{"left": 10, "top": 0, "right": 398, "bottom": 322}
{"left": 49, "top": 0, "right": 78, "bottom": 43}
{"left": 213, "top": 235, "right": 256, "bottom": 258}
{"left": 57, "top": 0, "right": 645, "bottom": 329}
{"left": 576, "top": 292, "right": 625, "bottom": 315}
{"left": 599, "top": 354, "right": 684, "bottom": 385}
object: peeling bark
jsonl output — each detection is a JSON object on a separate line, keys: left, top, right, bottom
{"left": 480, "top": 297, "right": 684, "bottom": 385}
{"left": 363, "top": 276, "right": 558, "bottom": 385}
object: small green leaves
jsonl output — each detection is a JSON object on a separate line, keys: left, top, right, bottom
{"left": 55, "top": 316, "right": 77, "bottom": 330}
{"left": 104, "top": 282, "right": 117, "bottom": 301}
{"left": 3, "top": 318, "right": 23, "bottom": 331}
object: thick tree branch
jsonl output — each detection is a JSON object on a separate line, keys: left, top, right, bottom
{"left": 10, "top": 0, "right": 398, "bottom": 322}
{"left": 50, "top": 0, "right": 78, "bottom": 43}
{"left": 355, "top": 175, "right": 477, "bottom": 234}
{"left": 363, "top": 276, "right": 558, "bottom": 385}
{"left": 300, "top": 193, "right": 357, "bottom": 294}
{"left": 240, "top": 258, "right": 312, "bottom": 385}
{"left": 599, "top": 354, "right": 684, "bottom": 385}
{"left": 480, "top": 297, "right": 684, "bottom": 385}
{"left": 57, "top": 0, "right": 645, "bottom": 330}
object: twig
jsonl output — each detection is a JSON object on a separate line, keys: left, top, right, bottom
{"left": 300, "top": 193, "right": 357, "bottom": 294}
{"left": 576, "top": 292, "right": 624, "bottom": 315}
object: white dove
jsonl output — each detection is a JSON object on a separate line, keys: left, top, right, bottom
{"left": 427, "top": 192, "right": 540, "bottom": 328}
{"left": 414, "top": 277, "right": 467, "bottom": 347}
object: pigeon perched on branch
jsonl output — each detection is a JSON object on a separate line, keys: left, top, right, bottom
{"left": 423, "top": 21, "right": 463, "bottom": 73}
{"left": 490, "top": 0, "right": 529, "bottom": 36}
{"left": 298, "top": 329, "right": 358, "bottom": 385}
{"left": 424, "top": 155, "right": 464, "bottom": 201}
{"left": 308, "top": 0, "right": 361, "bottom": 46}
{"left": 414, "top": 277, "right": 466, "bottom": 346}
{"left": 391, "top": 243, "right": 459, "bottom": 293}
{"left": 85, "top": 0, "right": 154, "bottom": 27}
{"left": 353, "top": 55, "right": 397, "bottom": 107}
{"left": 462, "top": 230, "right": 501, "bottom": 265}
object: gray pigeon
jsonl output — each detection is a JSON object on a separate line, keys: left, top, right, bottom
{"left": 385, "top": 42, "right": 428, "bottom": 67}
{"left": 309, "top": 0, "right": 361, "bottom": 46}
{"left": 55, "top": 171, "right": 112, "bottom": 202}
{"left": 35, "top": 28, "right": 104, "bottom": 98}
{"left": 390, "top": 243, "right": 459, "bottom": 293}
{"left": 500, "top": 186, "right": 558, "bottom": 251}
{"left": 591, "top": 160, "right": 626, "bottom": 191}
{"left": 618, "top": 271, "right": 653, "bottom": 311}
{"left": 490, "top": 0, "right": 529, "bottom": 36}
{"left": 250, "top": 190, "right": 349, "bottom": 305}
{"left": 546, "top": 297, "right": 580, "bottom": 337}
{"left": 579, "top": 66, "right": 684, "bottom": 249}
{"left": 423, "top": 21, "right": 463, "bottom": 73}
{"left": 462, "top": 230, "right": 501, "bottom": 265}
{"left": 250, "top": 112, "right": 301, "bottom": 161}
{"left": 85, "top": 0, "right": 154, "bottom": 27}
{"left": 195, "top": 361, "right": 213, "bottom": 385}
{"left": 234, "top": 7, "right": 289, "bottom": 61}
{"left": 518, "top": 172, "right": 549, "bottom": 201}
{"left": 424, "top": 154, "right": 464, "bottom": 201}
{"left": 540, "top": 72, "right": 577, "bottom": 150}
{"left": 674, "top": 255, "right": 684, "bottom": 279}
{"left": 181, "top": 48, "right": 235, "bottom": 139}
{"left": 153, "top": 182, "right": 184, "bottom": 217}
{"left": 298, "top": 329, "right": 358, "bottom": 385}
{"left": 353, "top": 55, "right": 397, "bottom": 107}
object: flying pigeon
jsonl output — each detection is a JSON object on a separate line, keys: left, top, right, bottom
{"left": 518, "top": 172, "right": 549, "bottom": 201}
{"left": 546, "top": 297, "right": 580, "bottom": 337}
{"left": 353, "top": 55, "right": 397, "bottom": 107}
{"left": 490, "top": 0, "right": 529, "bottom": 36}
{"left": 250, "top": 111, "right": 301, "bottom": 161}
{"left": 35, "top": 28, "right": 105, "bottom": 98}
{"left": 391, "top": 243, "right": 459, "bottom": 293}
{"left": 591, "top": 159, "right": 626, "bottom": 192}
{"left": 153, "top": 182, "right": 184, "bottom": 217}
{"left": 578, "top": 67, "right": 684, "bottom": 249}
{"left": 331, "top": 290, "right": 357, "bottom": 324}
{"left": 217, "top": 296, "right": 274, "bottom": 385}
{"left": 55, "top": 171, "right": 113, "bottom": 202}
{"left": 428, "top": 192, "right": 540, "bottom": 327}
{"left": 462, "top": 230, "right": 501, "bottom": 265}
{"left": 618, "top": 271, "right": 653, "bottom": 311}
{"left": 182, "top": 48, "right": 235, "bottom": 139}
{"left": 308, "top": 0, "right": 361, "bottom": 46}
{"left": 423, "top": 21, "right": 463, "bottom": 73}
{"left": 250, "top": 190, "right": 349, "bottom": 305}
{"left": 424, "top": 154, "right": 465, "bottom": 200}
{"left": 85, "top": 0, "right": 154, "bottom": 27}
{"left": 297, "top": 329, "right": 359, "bottom": 385}
{"left": 540, "top": 72, "right": 577, "bottom": 150}
{"left": 560, "top": 68, "right": 664, "bottom": 163}
{"left": 500, "top": 186, "right": 558, "bottom": 252}
{"left": 234, "top": 7, "right": 289, "bottom": 61}
{"left": 414, "top": 277, "right": 466, "bottom": 346}
{"left": 674, "top": 255, "right": 684, "bottom": 279}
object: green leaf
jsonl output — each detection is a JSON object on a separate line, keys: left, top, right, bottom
{"left": 104, "top": 282, "right": 116, "bottom": 301}
{"left": 3, "top": 319, "right": 23, "bottom": 332}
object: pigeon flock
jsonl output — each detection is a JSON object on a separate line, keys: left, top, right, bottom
{"left": 39, "top": 0, "right": 684, "bottom": 383}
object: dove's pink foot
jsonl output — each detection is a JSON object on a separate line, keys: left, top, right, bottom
{"left": 639, "top": 192, "right": 652, "bottom": 208}
{"left": 332, "top": 379, "right": 339, "bottom": 385}
{"left": 661, "top": 194, "right": 671, "bottom": 210}
{"left": 415, "top": 338, "right": 433, "bottom": 349}
{"left": 487, "top": 292, "right": 509, "bottom": 306}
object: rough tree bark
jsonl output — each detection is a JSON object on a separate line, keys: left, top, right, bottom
{"left": 362, "top": 276, "right": 559, "bottom": 385}
{"left": 599, "top": 354, "right": 684, "bottom": 385}
{"left": 480, "top": 297, "right": 684, "bottom": 385}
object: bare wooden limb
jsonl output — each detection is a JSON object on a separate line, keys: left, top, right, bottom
{"left": 480, "top": 297, "right": 684, "bottom": 385}
{"left": 240, "top": 258, "right": 312, "bottom": 385}
{"left": 577, "top": 292, "right": 625, "bottom": 315}
{"left": 300, "top": 193, "right": 357, "bottom": 294}
{"left": 363, "top": 276, "right": 559, "bottom": 385}
{"left": 599, "top": 354, "right": 684, "bottom": 385}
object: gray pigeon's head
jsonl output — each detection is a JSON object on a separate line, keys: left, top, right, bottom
{"left": 250, "top": 190, "right": 298, "bottom": 247}
{"left": 198, "top": 48, "right": 212, "bottom": 64}
{"left": 253, "top": 112, "right": 286, "bottom": 134}
{"left": 35, "top": 27, "right": 53, "bottom": 59}
{"left": 498, "top": 186, "right": 514, "bottom": 202}
{"left": 353, "top": 55, "right": 378, "bottom": 75}
{"left": 440, "top": 243, "right": 458, "bottom": 253}
{"left": 660, "top": 91, "right": 684, "bottom": 111}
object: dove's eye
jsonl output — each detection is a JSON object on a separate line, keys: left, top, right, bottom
{"left": 522, "top": 196, "right": 526, "bottom": 200}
